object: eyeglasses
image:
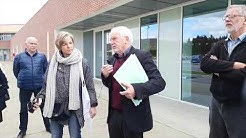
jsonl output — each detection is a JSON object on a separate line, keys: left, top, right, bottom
{"left": 222, "top": 14, "right": 245, "bottom": 21}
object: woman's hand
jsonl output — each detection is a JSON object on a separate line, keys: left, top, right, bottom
{"left": 90, "top": 107, "right": 97, "bottom": 118}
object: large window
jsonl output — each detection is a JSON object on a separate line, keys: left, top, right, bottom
{"left": 0, "top": 33, "right": 14, "bottom": 41}
{"left": 83, "top": 31, "right": 94, "bottom": 74}
{"left": 140, "top": 14, "right": 158, "bottom": 63}
{"left": 104, "top": 30, "right": 111, "bottom": 64}
{"left": 182, "top": 0, "right": 227, "bottom": 106}
{"left": 95, "top": 31, "right": 102, "bottom": 78}
{"left": 232, "top": 0, "right": 246, "bottom": 4}
{"left": 0, "top": 49, "right": 10, "bottom": 61}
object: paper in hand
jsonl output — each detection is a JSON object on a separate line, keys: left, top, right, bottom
{"left": 113, "top": 54, "right": 149, "bottom": 106}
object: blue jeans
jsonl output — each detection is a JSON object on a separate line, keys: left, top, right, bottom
{"left": 19, "top": 89, "right": 50, "bottom": 131}
{"left": 50, "top": 112, "right": 82, "bottom": 138}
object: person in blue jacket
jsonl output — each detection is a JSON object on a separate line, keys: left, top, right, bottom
{"left": 0, "top": 66, "right": 9, "bottom": 123}
{"left": 13, "top": 37, "right": 50, "bottom": 138}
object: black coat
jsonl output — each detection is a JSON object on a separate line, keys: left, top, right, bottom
{"left": 200, "top": 38, "right": 246, "bottom": 103}
{"left": 102, "top": 46, "right": 166, "bottom": 132}
{"left": 0, "top": 68, "right": 9, "bottom": 111}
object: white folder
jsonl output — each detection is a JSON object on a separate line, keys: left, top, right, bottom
{"left": 113, "top": 54, "right": 149, "bottom": 106}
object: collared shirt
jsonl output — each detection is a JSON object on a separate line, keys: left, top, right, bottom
{"left": 114, "top": 46, "right": 131, "bottom": 60}
{"left": 226, "top": 32, "right": 246, "bottom": 55}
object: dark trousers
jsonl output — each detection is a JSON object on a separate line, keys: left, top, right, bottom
{"left": 108, "top": 109, "right": 143, "bottom": 138}
{"left": 0, "top": 111, "right": 2, "bottom": 122}
{"left": 19, "top": 89, "right": 50, "bottom": 132}
{"left": 209, "top": 97, "right": 246, "bottom": 138}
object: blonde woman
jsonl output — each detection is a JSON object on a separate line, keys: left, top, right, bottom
{"left": 34, "top": 31, "right": 98, "bottom": 138}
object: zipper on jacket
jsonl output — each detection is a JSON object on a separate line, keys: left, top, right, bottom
{"left": 223, "top": 44, "right": 230, "bottom": 60}
{"left": 31, "top": 56, "right": 34, "bottom": 90}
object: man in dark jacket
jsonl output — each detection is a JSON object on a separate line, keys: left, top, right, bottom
{"left": 200, "top": 5, "right": 246, "bottom": 138}
{"left": 101, "top": 26, "right": 166, "bottom": 138}
{"left": 13, "top": 37, "right": 50, "bottom": 138}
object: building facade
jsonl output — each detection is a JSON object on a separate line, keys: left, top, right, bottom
{"left": 10, "top": 0, "right": 246, "bottom": 107}
{"left": 0, "top": 24, "right": 23, "bottom": 61}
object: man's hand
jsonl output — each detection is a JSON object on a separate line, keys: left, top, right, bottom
{"left": 119, "top": 82, "right": 136, "bottom": 99}
{"left": 90, "top": 107, "right": 97, "bottom": 118}
{"left": 233, "top": 62, "right": 246, "bottom": 69}
{"left": 210, "top": 55, "right": 218, "bottom": 60}
{"left": 101, "top": 64, "right": 113, "bottom": 78}
{"left": 210, "top": 55, "right": 219, "bottom": 76}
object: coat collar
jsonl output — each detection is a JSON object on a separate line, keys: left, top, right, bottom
{"left": 107, "top": 46, "right": 136, "bottom": 64}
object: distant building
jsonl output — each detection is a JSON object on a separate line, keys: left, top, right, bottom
{"left": 0, "top": 24, "right": 23, "bottom": 61}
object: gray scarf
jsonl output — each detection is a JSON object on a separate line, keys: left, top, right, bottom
{"left": 43, "top": 48, "right": 90, "bottom": 118}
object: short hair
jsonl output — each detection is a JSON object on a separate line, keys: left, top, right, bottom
{"left": 55, "top": 31, "right": 74, "bottom": 50}
{"left": 25, "top": 37, "right": 38, "bottom": 44}
{"left": 227, "top": 5, "right": 246, "bottom": 17}
{"left": 109, "top": 26, "right": 133, "bottom": 45}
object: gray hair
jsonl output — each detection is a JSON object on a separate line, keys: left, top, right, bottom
{"left": 55, "top": 31, "right": 74, "bottom": 51}
{"left": 25, "top": 37, "right": 38, "bottom": 44}
{"left": 227, "top": 5, "right": 246, "bottom": 17}
{"left": 109, "top": 26, "right": 133, "bottom": 45}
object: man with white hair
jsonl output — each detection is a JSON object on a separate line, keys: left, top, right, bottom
{"left": 200, "top": 5, "right": 246, "bottom": 138}
{"left": 13, "top": 37, "right": 50, "bottom": 138}
{"left": 101, "top": 26, "right": 166, "bottom": 138}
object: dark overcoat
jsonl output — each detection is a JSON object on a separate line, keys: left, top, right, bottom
{"left": 0, "top": 68, "right": 9, "bottom": 111}
{"left": 102, "top": 46, "right": 166, "bottom": 132}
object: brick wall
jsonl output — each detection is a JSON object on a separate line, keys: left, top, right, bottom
{"left": 0, "top": 41, "right": 10, "bottom": 49}
{"left": 10, "top": 0, "right": 120, "bottom": 59}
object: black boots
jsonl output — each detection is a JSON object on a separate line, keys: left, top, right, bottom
{"left": 17, "top": 131, "right": 26, "bottom": 138}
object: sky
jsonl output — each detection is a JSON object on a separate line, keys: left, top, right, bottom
{"left": 0, "top": 0, "right": 48, "bottom": 24}
{"left": 183, "top": 10, "right": 227, "bottom": 42}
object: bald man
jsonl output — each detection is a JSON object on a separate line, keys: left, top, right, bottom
{"left": 13, "top": 37, "right": 50, "bottom": 138}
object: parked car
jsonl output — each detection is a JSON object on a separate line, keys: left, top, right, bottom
{"left": 191, "top": 55, "right": 201, "bottom": 63}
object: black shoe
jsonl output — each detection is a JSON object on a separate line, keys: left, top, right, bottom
{"left": 46, "top": 128, "right": 51, "bottom": 133}
{"left": 17, "top": 131, "right": 26, "bottom": 138}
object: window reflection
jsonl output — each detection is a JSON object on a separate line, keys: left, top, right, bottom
{"left": 232, "top": 0, "right": 246, "bottom": 4}
{"left": 182, "top": 3, "right": 227, "bottom": 106}
{"left": 95, "top": 31, "right": 102, "bottom": 78}
{"left": 104, "top": 30, "right": 111, "bottom": 64}
{"left": 140, "top": 14, "right": 157, "bottom": 63}
{"left": 0, "top": 33, "right": 14, "bottom": 41}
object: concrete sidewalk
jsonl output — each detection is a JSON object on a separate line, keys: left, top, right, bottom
{"left": 0, "top": 61, "right": 209, "bottom": 138}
